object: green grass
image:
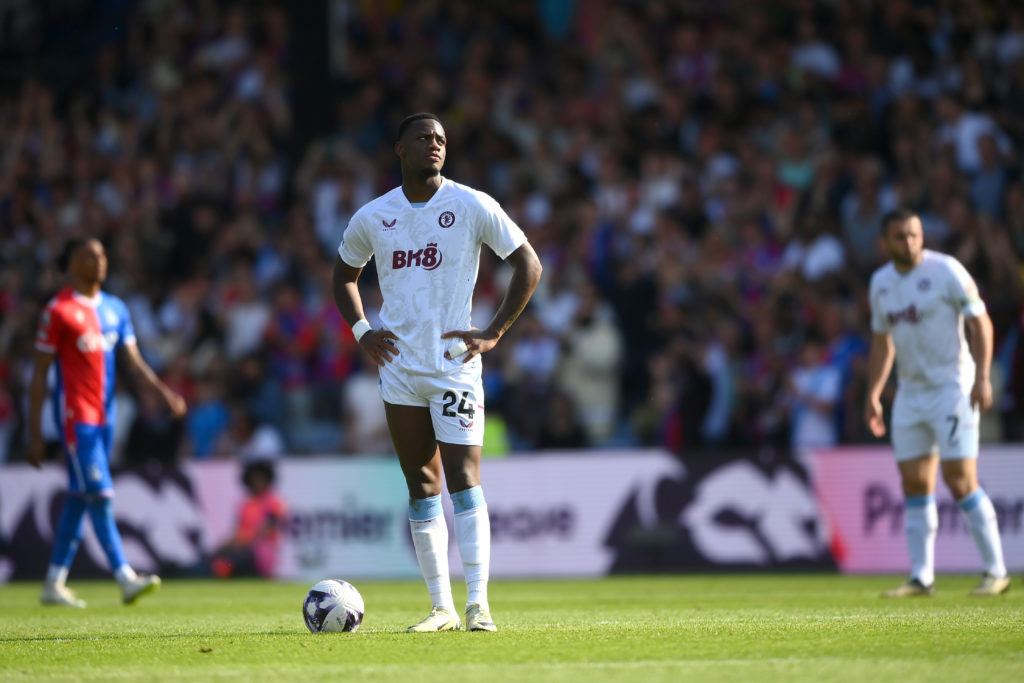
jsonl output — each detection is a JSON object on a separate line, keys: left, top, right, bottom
{"left": 1, "top": 575, "right": 1021, "bottom": 682}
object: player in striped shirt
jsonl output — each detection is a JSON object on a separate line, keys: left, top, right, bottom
{"left": 28, "top": 238, "right": 187, "bottom": 607}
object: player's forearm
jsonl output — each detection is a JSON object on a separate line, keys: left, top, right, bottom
{"left": 865, "top": 336, "right": 895, "bottom": 400}
{"left": 27, "top": 353, "right": 52, "bottom": 441}
{"left": 967, "top": 313, "right": 994, "bottom": 381}
{"left": 27, "top": 375, "right": 47, "bottom": 440}
{"left": 483, "top": 245, "right": 542, "bottom": 340}
{"left": 135, "top": 360, "right": 175, "bottom": 398}
{"left": 122, "top": 344, "right": 172, "bottom": 398}
{"left": 331, "top": 258, "right": 367, "bottom": 327}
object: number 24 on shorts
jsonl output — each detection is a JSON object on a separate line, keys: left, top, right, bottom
{"left": 442, "top": 390, "right": 475, "bottom": 419}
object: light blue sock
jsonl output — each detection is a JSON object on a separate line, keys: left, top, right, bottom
{"left": 49, "top": 494, "right": 87, "bottom": 573}
{"left": 87, "top": 497, "right": 129, "bottom": 573}
{"left": 409, "top": 494, "right": 443, "bottom": 521}
{"left": 407, "top": 494, "right": 453, "bottom": 609}
{"left": 957, "top": 489, "right": 1007, "bottom": 578}
{"left": 904, "top": 494, "right": 937, "bottom": 586}
{"left": 451, "top": 486, "right": 490, "bottom": 609}
{"left": 451, "top": 486, "right": 485, "bottom": 514}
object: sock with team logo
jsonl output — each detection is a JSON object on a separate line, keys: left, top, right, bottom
{"left": 958, "top": 489, "right": 1007, "bottom": 578}
{"left": 86, "top": 496, "right": 129, "bottom": 575}
{"left": 451, "top": 486, "right": 490, "bottom": 611}
{"left": 47, "top": 494, "right": 87, "bottom": 584}
{"left": 409, "top": 494, "right": 456, "bottom": 611}
{"left": 905, "top": 494, "right": 938, "bottom": 586}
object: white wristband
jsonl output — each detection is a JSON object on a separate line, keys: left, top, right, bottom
{"left": 447, "top": 339, "right": 468, "bottom": 359}
{"left": 351, "top": 319, "right": 372, "bottom": 342}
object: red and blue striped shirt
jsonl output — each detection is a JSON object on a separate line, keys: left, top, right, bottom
{"left": 35, "top": 287, "right": 136, "bottom": 431}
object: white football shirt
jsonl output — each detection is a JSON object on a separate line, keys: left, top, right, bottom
{"left": 869, "top": 250, "right": 986, "bottom": 393}
{"left": 339, "top": 177, "right": 527, "bottom": 376}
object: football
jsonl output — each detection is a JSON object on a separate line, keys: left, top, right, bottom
{"left": 302, "top": 579, "right": 365, "bottom": 633}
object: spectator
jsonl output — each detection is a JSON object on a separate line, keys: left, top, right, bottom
{"left": 839, "top": 158, "right": 897, "bottom": 272}
{"left": 556, "top": 280, "right": 623, "bottom": 444}
{"left": 0, "top": 1, "right": 1022, "bottom": 462}
{"left": 504, "top": 313, "right": 561, "bottom": 447}
{"left": 934, "top": 94, "right": 1012, "bottom": 175}
{"left": 221, "top": 258, "right": 272, "bottom": 360}
{"left": 211, "top": 459, "right": 288, "bottom": 579}
{"left": 185, "top": 375, "right": 230, "bottom": 460}
{"left": 341, "top": 359, "right": 392, "bottom": 456}
{"left": 535, "top": 392, "right": 589, "bottom": 450}
{"left": 970, "top": 134, "right": 1009, "bottom": 219}
{"left": 124, "top": 384, "right": 186, "bottom": 466}
{"left": 782, "top": 211, "right": 847, "bottom": 283}
{"left": 786, "top": 336, "right": 842, "bottom": 467}
{"left": 214, "top": 404, "right": 286, "bottom": 462}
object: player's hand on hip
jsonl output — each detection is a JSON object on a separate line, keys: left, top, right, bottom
{"left": 27, "top": 437, "right": 45, "bottom": 469}
{"left": 441, "top": 329, "right": 495, "bottom": 362}
{"left": 360, "top": 328, "right": 400, "bottom": 366}
{"left": 865, "top": 396, "right": 886, "bottom": 438}
{"left": 971, "top": 378, "right": 993, "bottom": 412}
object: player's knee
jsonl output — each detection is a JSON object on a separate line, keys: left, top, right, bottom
{"left": 404, "top": 470, "right": 443, "bottom": 498}
{"left": 900, "top": 477, "right": 931, "bottom": 497}
{"left": 445, "top": 468, "right": 480, "bottom": 493}
{"left": 406, "top": 480, "right": 443, "bottom": 499}
{"left": 944, "top": 475, "right": 975, "bottom": 501}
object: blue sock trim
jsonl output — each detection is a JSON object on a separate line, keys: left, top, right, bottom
{"left": 905, "top": 494, "right": 935, "bottom": 509}
{"left": 957, "top": 489, "right": 985, "bottom": 512}
{"left": 409, "top": 494, "right": 443, "bottom": 521}
{"left": 451, "top": 486, "right": 485, "bottom": 514}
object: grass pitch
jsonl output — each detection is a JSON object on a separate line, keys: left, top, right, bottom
{"left": 1, "top": 574, "right": 1021, "bottom": 682}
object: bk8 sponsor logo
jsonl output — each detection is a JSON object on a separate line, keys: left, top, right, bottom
{"left": 392, "top": 243, "right": 443, "bottom": 271}
{"left": 76, "top": 331, "right": 119, "bottom": 352}
{"left": 886, "top": 304, "right": 921, "bottom": 326}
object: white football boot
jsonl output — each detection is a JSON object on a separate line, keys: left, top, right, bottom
{"left": 969, "top": 574, "right": 1011, "bottom": 597}
{"left": 465, "top": 603, "right": 497, "bottom": 632}
{"left": 40, "top": 582, "right": 87, "bottom": 608}
{"left": 406, "top": 606, "right": 461, "bottom": 632}
{"left": 880, "top": 578, "right": 935, "bottom": 598}
{"left": 121, "top": 573, "right": 161, "bottom": 605}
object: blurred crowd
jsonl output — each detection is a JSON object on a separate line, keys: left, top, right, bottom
{"left": 1, "top": 0, "right": 1023, "bottom": 466}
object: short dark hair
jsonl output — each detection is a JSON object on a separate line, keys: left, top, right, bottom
{"left": 242, "top": 459, "right": 276, "bottom": 489}
{"left": 57, "top": 238, "right": 87, "bottom": 273}
{"left": 397, "top": 112, "right": 442, "bottom": 141}
{"left": 880, "top": 208, "right": 917, "bottom": 235}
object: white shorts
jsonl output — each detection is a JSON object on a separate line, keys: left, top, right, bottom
{"left": 378, "top": 361, "right": 485, "bottom": 446}
{"left": 891, "top": 386, "right": 979, "bottom": 462}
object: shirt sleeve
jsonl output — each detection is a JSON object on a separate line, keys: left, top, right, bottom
{"left": 35, "top": 302, "right": 61, "bottom": 353}
{"left": 338, "top": 212, "right": 374, "bottom": 268}
{"left": 119, "top": 299, "right": 137, "bottom": 347}
{"left": 476, "top": 192, "right": 527, "bottom": 260}
{"left": 944, "top": 257, "right": 986, "bottom": 318}
{"left": 869, "top": 276, "right": 890, "bottom": 334}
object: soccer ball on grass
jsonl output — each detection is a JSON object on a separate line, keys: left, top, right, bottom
{"left": 303, "top": 579, "right": 364, "bottom": 633}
